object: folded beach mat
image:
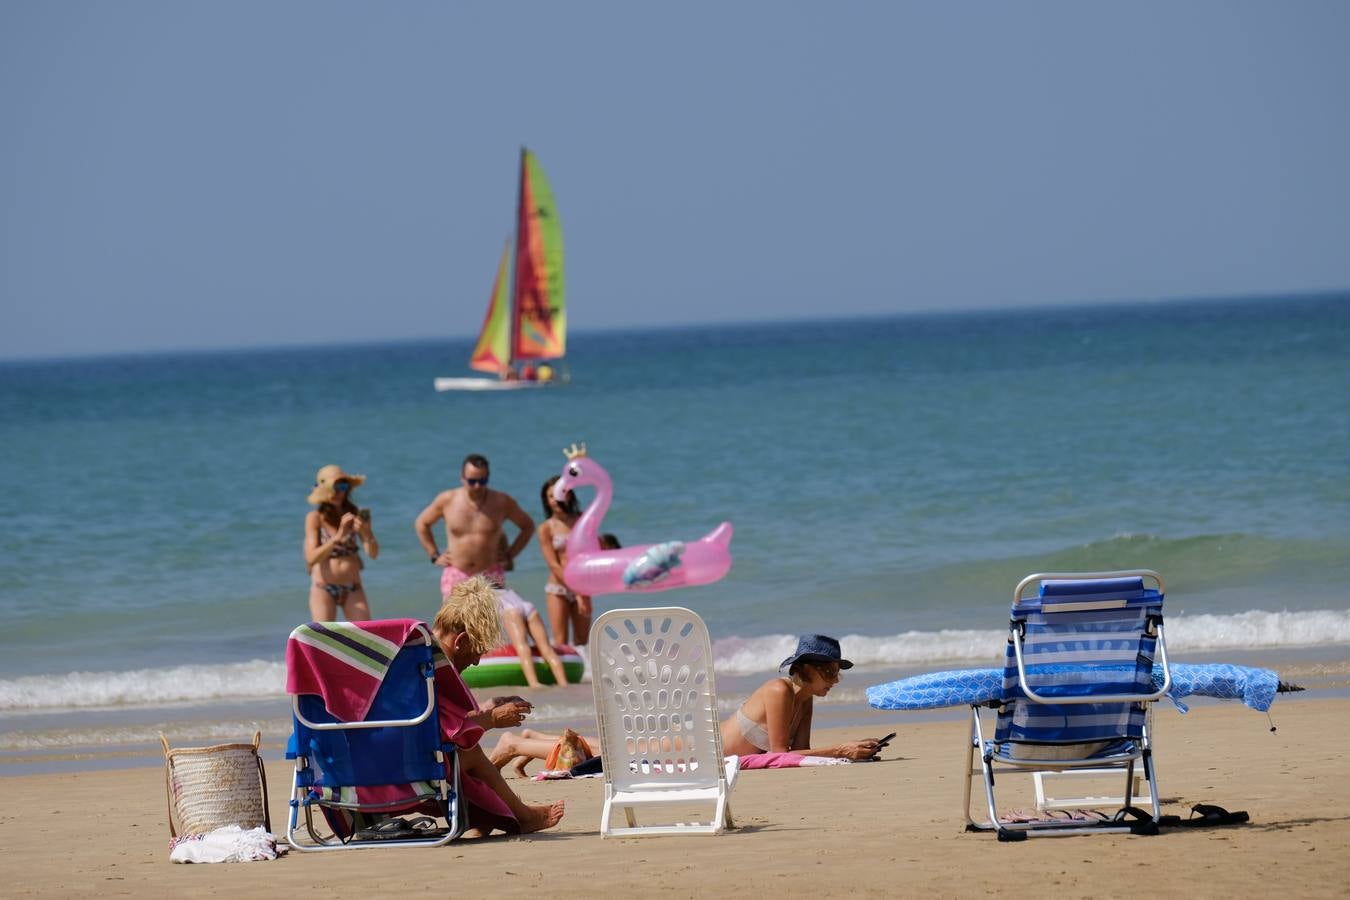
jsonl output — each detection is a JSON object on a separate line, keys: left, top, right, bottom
{"left": 866, "top": 662, "right": 1280, "bottom": 713}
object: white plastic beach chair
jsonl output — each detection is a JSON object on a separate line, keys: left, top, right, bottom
{"left": 964, "top": 570, "right": 1171, "bottom": 840}
{"left": 590, "top": 607, "right": 738, "bottom": 837}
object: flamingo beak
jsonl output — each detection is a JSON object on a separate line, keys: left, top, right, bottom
{"left": 551, "top": 481, "right": 569, "bottom": 502}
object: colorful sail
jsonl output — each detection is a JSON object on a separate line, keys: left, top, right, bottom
{"left": 511, "top": 148, "right": 566, "bottom": 361}
{"left": 468, "top": 239, "right": 513, "bottom": 374}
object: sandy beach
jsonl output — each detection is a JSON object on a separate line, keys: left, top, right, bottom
{"left": 4, "top": 695, "right": 1347, "bottom": 898}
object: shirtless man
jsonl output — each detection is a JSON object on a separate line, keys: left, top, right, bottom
{"left": 417, "top": 455, "right": 573, "bottom": 686}
{"left": 415, "top": 454, "right": 535, "bottom": 598}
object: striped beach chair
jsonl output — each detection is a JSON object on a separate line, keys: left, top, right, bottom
{"left": 964, "top": 571, "right": 1171, "bottom": 840}
{"left": 285, "top": 620, "right": 461, "bottom": 850}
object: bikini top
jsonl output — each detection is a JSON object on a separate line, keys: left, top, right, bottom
{"left": 551, "top": 531, "right": 569, "bottom": 550}
{"left": 319, "top": 525, "right": 361, "bottom": 560}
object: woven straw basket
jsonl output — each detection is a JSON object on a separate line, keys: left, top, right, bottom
{"left": 161, "top": 731, "right": 271, "bottom": 837}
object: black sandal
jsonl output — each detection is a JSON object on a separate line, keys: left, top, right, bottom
{"left": 354, "top": 817, "right": 415, "bottom": 841}
{"left": 1180, "top": 803, "right": 1249, "bottom": 827}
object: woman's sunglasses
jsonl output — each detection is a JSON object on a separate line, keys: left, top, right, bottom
{"left": 333, "top": 480, "right": 351, "bottom": 492}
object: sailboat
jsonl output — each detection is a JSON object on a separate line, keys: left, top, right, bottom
{"left": 434, "top": 148, "right": 567, "bottom": 392}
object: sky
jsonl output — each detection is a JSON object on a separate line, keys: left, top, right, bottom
{"left": 2, "top": 1, "right": 1349, "bottom": 361}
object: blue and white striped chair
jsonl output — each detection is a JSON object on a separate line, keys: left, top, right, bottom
{"left": 964, "top": 571, "right": 1171, "bottom": 840}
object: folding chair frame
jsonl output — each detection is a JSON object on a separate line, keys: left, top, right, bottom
{"left": 962, "top": 570, "right": 1170, "bottom": 841}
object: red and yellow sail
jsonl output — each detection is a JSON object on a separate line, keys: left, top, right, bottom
{"left": 467, "top": 240, "right": 512, "bottom": 374}
{"left": 511, "top": 148, "right": 566, "bottom": 362}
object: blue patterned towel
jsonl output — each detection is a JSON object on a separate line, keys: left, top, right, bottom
{"left": 865, "top": 662, "right": 1279, "bottom": 713}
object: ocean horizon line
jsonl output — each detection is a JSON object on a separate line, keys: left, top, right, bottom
{"left": 3, "top": 287, "right": 1346, "bottom": 366}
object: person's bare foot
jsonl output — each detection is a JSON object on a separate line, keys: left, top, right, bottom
{"left": 517, "top": 799, "right": 565, "bottom": 833}
{"left": 512, "top": 755, "right": 530, "bottom": 778}
{"left": 488, "top": 733, "right": 519, "bottom": 770}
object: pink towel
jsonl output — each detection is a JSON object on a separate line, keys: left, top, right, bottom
{"left": 737, "top": 752, "right": 808, "bottom": 769}
{"left": 285, "top": 619, "right": 425, "bottom": 721}
{"left": 737, "top": 752, "right": 850, "bottom": 769}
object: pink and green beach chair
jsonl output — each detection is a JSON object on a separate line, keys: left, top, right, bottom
{"left": 285, "top": 620, "right": 462, "bottom": 850}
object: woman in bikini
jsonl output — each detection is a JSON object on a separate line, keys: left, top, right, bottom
{"left": 719, "top": 635, "right": 881, "bottom": 760}
{"left": 304, "top": 464, "right": 379, "bottom": 622}
{"left": 489, "top": 633, "right": 878, "bottom": 777}
{"left": 536, "top": 475, "right": 592, "bottom": 648}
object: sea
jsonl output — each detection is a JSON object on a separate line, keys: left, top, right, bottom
{"left": 3, "top": 293, "right": 1349, "bottom": 773}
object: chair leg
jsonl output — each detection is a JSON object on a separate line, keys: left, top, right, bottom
{"left": 624, "top": 806, "right": 638, "bottom": 828}
{"left": 962, "top": 708, "right": 978, "bottom": 827}
{"left": 599, "top": 796, "right": 613, "bottom": 838}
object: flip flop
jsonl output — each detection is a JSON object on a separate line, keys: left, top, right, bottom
{"left": 1110, "top": 805, "right": 1160, "bottom": 835}
{"left": 354, "top": 817, "right": 415, "bottom": 841}
{"left": 1180, "top": 804, "right": 1250, "bottom": 827}
{"left": 406, "top": 815, "right": 449, "bottom": 836}
{"left": 998, "top": 808, "right": 1039, "bottom": 824}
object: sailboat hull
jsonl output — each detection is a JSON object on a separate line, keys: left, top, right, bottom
{"left": 433, "top": 377, "right": 554, "bottom": 392}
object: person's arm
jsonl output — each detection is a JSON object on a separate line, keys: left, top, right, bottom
{"left": 793, "top": 738, "right": 882, "bottom": 760}
{"left": 772, "top": 687, "right": 878, "bottom": 759}
{"left": 537, "top": 522, "right": 568, "bottom": 582}
{"left": 414, "top": 493, "right": 450, "bottom": 564}
{"left": 790, "top": 701, "right": 814, "bottom": 752}
{"left": 471, "top": 695, "right": 532, "bottom": 730}
{"left": 760, "top": 680, "right": 797, "bottom": 753}
{"left": 305, "top": 510, "right": 357, "bottom": 569}
{"left": 358, "top": 513, "right": 379, "bottom": 560}
{"left": 502, "top": 497, "right": 535, "bottom": 563}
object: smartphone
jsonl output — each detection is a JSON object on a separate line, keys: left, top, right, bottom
{"left": 358, "top": 508, "right": 372, "bottom": 522}
{"left": 874, "top": 731, "right": 897, "bottom": 749}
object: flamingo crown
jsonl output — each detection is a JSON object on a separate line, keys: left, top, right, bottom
{"left": 563, "top": 442, "right": 588, "bottom": 460}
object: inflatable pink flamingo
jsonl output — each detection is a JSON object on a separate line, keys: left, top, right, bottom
{"left": 552, "top": 444, "right": 733, "bottom": 595}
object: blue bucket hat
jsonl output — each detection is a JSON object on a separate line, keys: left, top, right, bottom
{"left": 779, "top": 635, "right": 853, "bottom": 671}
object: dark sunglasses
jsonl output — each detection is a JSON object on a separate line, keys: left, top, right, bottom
{"left": 464, "top": 477, "right": 489, "bottom": 487}
{"left": 811, "top": 662, "right": 842, "bottom": 680}
{"left": 333, "top": 480, "right": 351, "bottom": 492}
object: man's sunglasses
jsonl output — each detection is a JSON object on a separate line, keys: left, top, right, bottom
{"left": 464, "top": 477, "right": 489, "bottom": 487}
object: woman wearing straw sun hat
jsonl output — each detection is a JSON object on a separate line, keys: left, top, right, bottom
{"left": 719, "top": 635, "right": 882, "bottom": 760}
{"left": 304, "top": 464, "right": 379, "bottom": 622}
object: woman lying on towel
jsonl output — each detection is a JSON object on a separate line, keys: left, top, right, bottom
{"left": 432, "top": 576, "right": 566, "bottom": 837}
{"left": 488, "top": 634, "right": 881, "bottom": 776}
{"left": 719, "top": 635, "right": 882, "bottom": 761}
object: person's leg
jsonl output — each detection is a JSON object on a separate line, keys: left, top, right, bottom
{"left": 546, "top": 590, "right": 571, "bottom": 645}
{"left": 488, "top": 731, "right": 560, "bottom": 777}
{"left": 501, "top": 611, "right": 543, "bottom": 688}
{"left": 459, "top": 744, "right": 565, "bottom": 833}
{"left": 526, "top": 611, "right": 570, "bottom": 685}
{"left": 308, "top": 585, "right": 338, "bottom": 622}
{"left": 344, "top": 586, "right": 371, "bottom": 622}
{"left": 572, "top": 595, "right": 593, "bottom": 646}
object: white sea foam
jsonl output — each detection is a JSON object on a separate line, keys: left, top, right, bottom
{"left": 2, "top": 610, "right": 1347, "bottom": 714}
{"left": 0, "top": 659, "right": 286, "bottom": 712}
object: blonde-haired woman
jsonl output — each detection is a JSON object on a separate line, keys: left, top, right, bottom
{"left": 304, "top": 464, "right": 378, "bottom": 622}
{"left": 431, "top": 575, "right": 565, "bottom": 836}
